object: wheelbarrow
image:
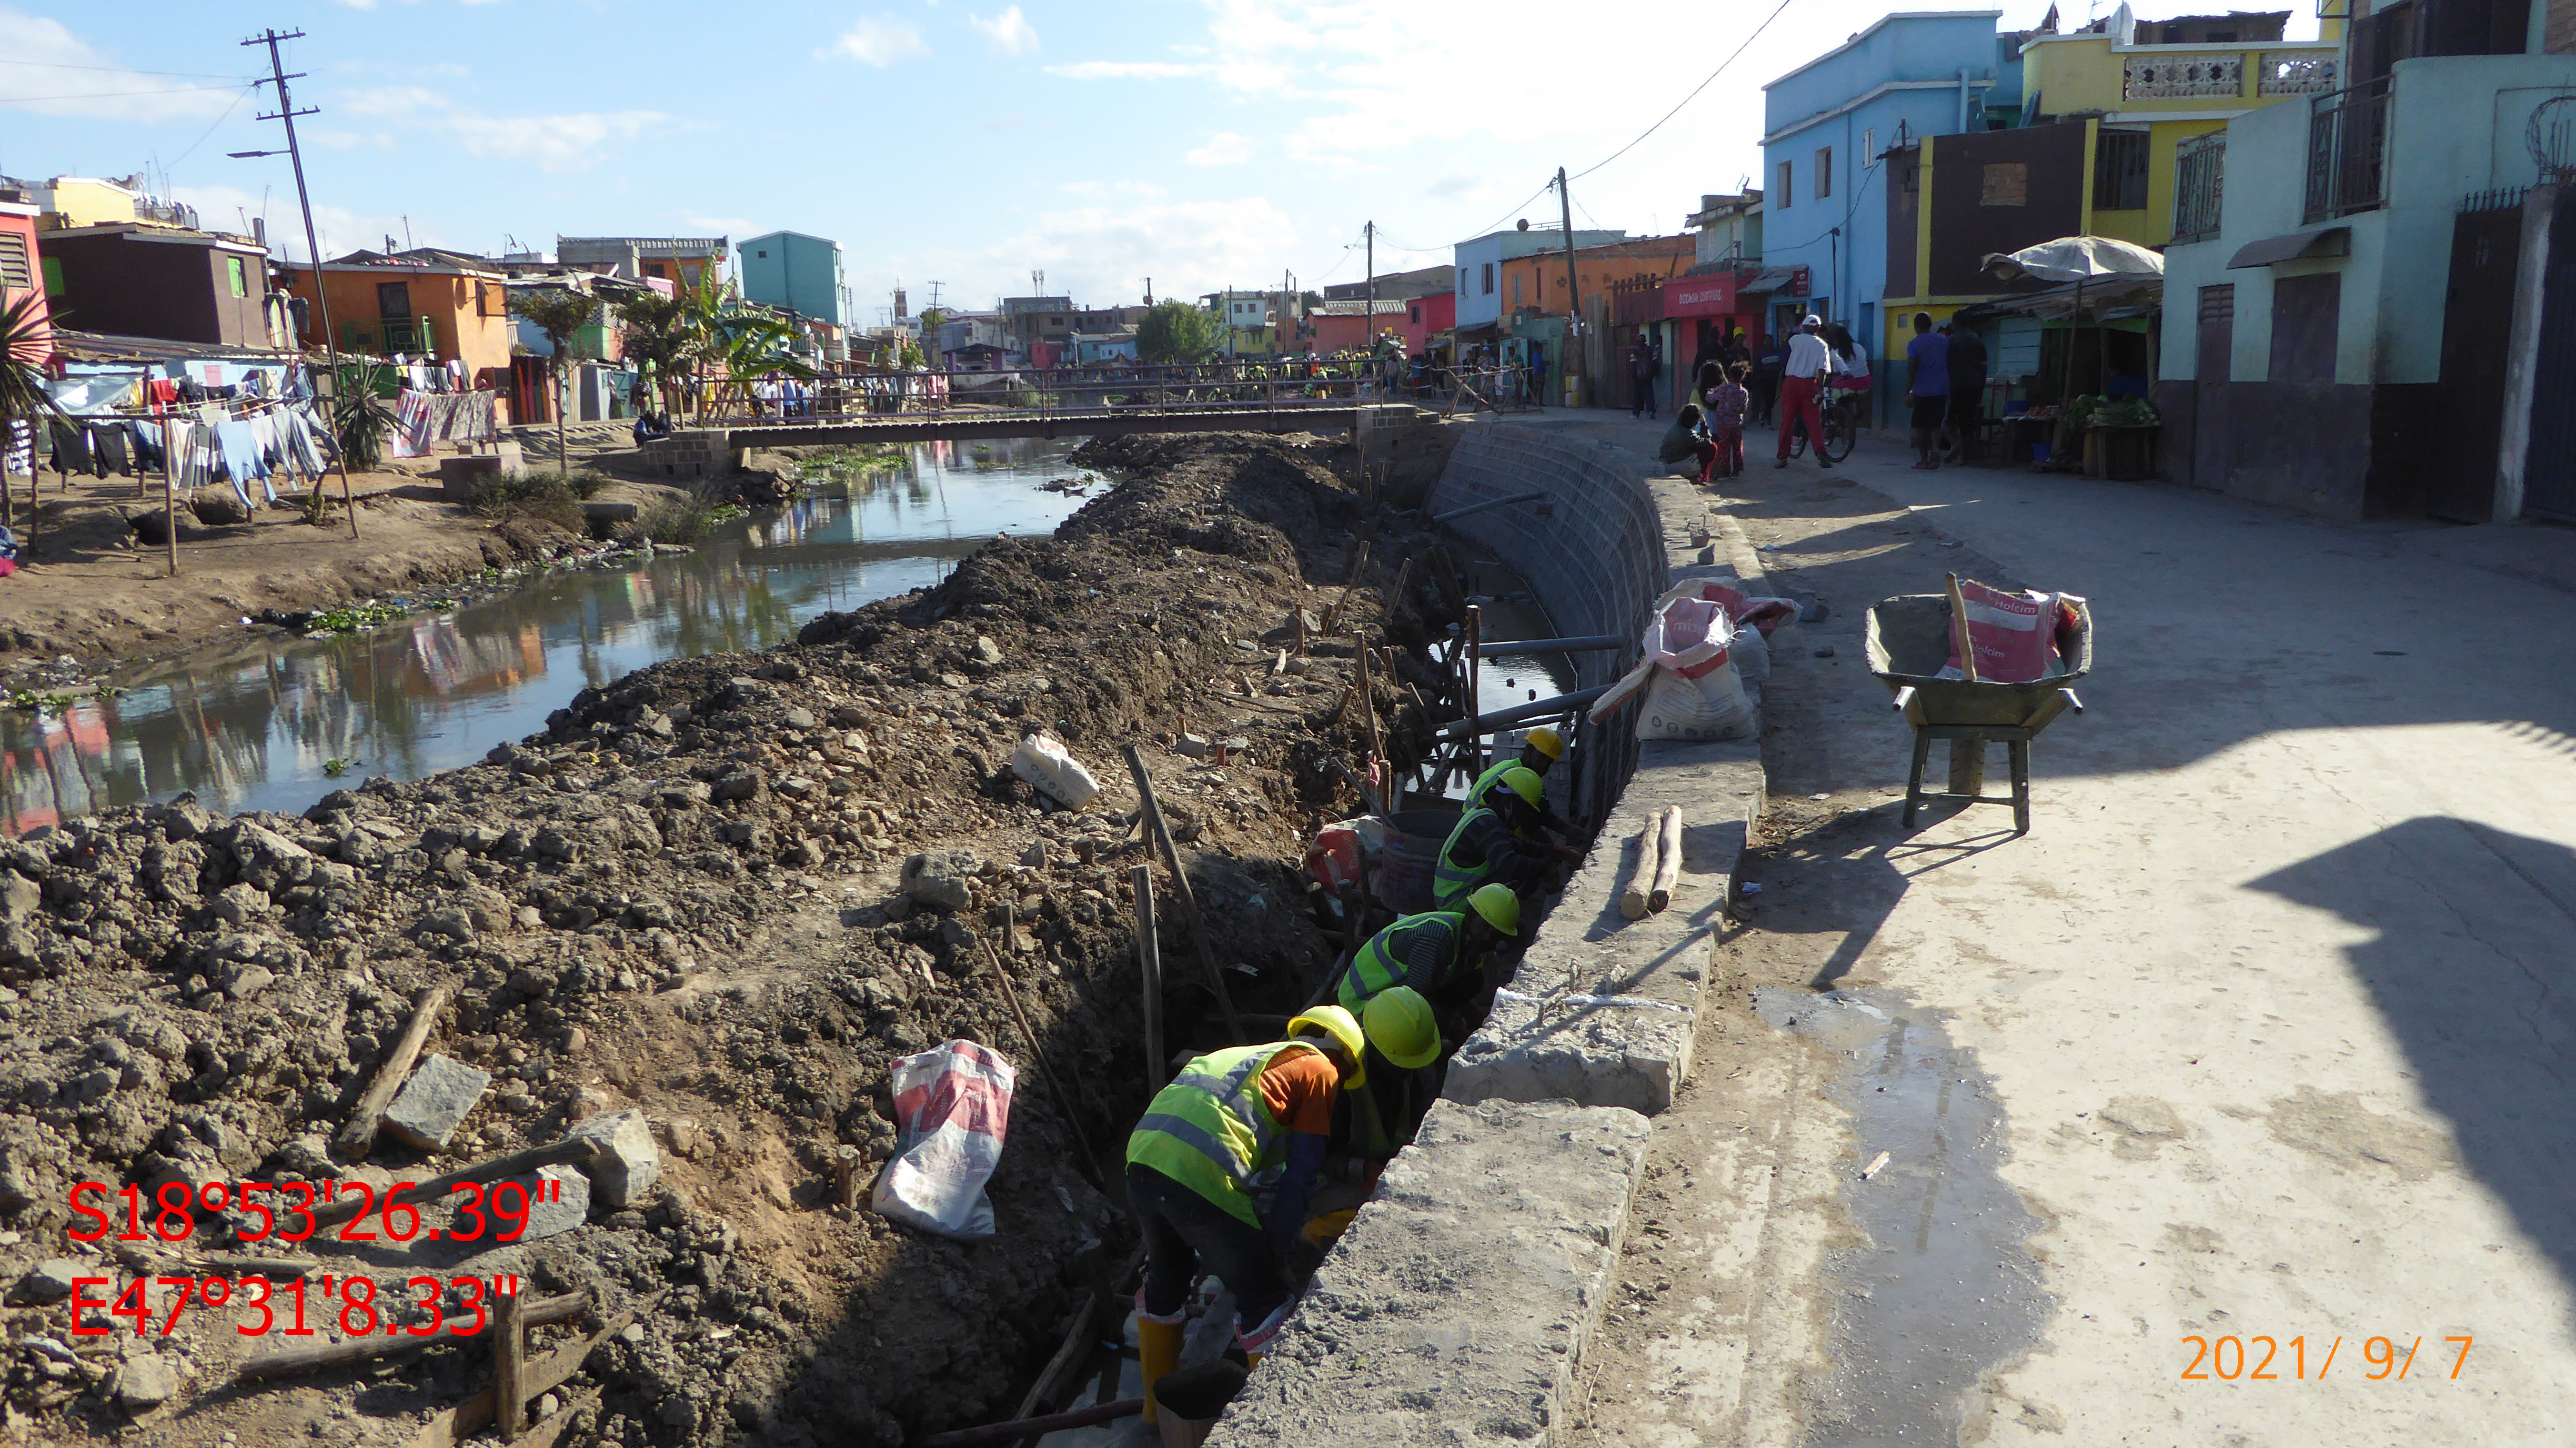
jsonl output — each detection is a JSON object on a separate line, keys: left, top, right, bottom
{"left": 1865, "top": 588, "right": 2091, "bottom": 834}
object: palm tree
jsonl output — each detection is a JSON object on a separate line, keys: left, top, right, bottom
{"left": 611, "top": 291, "right": 697, "bottom": 418}
{"left": 708, "top": 311, "right": 816, "bottom": 418}
{"left": 508, "top": 286, "right": 599, "bottom": 473}
{"left": 0, "top": 289, "right": 63, "bottom": 533}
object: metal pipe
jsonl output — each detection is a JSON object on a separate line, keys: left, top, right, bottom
{"left": 1432, "top": 490, "right": 1547, "bottom": 524}
{"left": 1434, "top": 684, "right": 1614, "bottom": 739}
{"left": 1476, "top": 634, "right": 1624, "bottom": 654}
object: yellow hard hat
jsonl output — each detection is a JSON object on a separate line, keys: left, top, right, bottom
{"left": 1285, "top": 1004, "right": 1368, "bottom": 1090}
{"left": 1524, "top": 727, "right": 1564, "bottom": 761}
{"left": 1491, "top": 766, "right": 1544, "bottom": 810}
{"left": 1362, "top": 987, "right": 1440, "bottom": 1071}
{"left": 1466, "top": 883, "right": 1521, "bottom": 937}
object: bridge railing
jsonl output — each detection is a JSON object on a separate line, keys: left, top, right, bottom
{"left": 690, "top": 360, "right": 1538, "bottom": 427}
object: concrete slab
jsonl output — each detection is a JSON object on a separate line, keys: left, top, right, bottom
{"left": 1206, "top": 1099, "right": 1649, "bottom": 1448}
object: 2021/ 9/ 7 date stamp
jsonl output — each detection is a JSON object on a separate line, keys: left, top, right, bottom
{"left": 2181, "top": 1334, "right": 2474, "bottom": 1381}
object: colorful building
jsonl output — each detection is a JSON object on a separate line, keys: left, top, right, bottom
{"left": 557, "top": 236, "right": 727, "bottom": 295}
{"left": 1493, "top": 234, "right": 1697, "bottom": 331}
{"left": 1453, "top": 225, "right": 1622, "bottom": 334}
{"left": 276, "top": 252, "right": 515, "bottom": 385}
{"left": 2158, "top": 0, "right": 2576, "bottom": 521}
{"left": 737, "top": 230, "right": 847, "bottom": 328}
{"left": 34, "top": 224, "right": 276, "bottom": 349}
{"left": 0, "top": 190, "right": 47, "bottom": 341}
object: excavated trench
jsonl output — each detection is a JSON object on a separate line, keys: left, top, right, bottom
{"left": 0, "top": 432, "right": 1480, "bottom": 1447}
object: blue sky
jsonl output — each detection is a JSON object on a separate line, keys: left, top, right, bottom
{"left": 2, "top": 1, "right": 2311, "bottom": 323}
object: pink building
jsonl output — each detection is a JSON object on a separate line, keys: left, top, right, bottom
{"left": 0, "top": 190, "right": 52, "bottom": 343}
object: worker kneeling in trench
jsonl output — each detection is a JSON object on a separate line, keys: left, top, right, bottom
{"left": 1333, "top": 883, "right": 1522, "bottom": 1157}
{"left": 1126, "top": 1002, "right": 1426, "bottom": 1429}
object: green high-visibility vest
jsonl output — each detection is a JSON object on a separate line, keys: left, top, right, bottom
{"left": 1126, "top": 1041, "right": 1313, "bottom": 1226}
{"left": 1467, "top": 757, "right": 1527, "bottom": 809}
{"left": 1338, "top": 910, "right": 1467, "bottom": 1014}
{"left": 1433, "top": 807, "right": 1501, "bottom": 911}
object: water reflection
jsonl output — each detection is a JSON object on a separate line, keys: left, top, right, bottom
{"left": 1, "top": 438, "right": 1094, "bottom": 832}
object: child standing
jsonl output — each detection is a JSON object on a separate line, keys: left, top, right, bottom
{"left": 1702, "top": 363, "right": 1751, "bottom": 480}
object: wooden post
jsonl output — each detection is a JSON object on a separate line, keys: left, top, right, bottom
{"left": 335, "top": 983, "right": 449, "bottom": 1159}
{"left": 1121, "top": 745, "right": 1245, "bottom": 1043}
{"left": 238, "top": 1292, "right": 588, "bottom": 1383}
{"left": 162, "top": 444, "right": 179, "bottom": 576}
{"left": 978, "top": 917, "right": 1098, "bottom": 1183}
{"left": 1131, "top": 863, "right": 1164, "bottom": 1090}
{"left": 1943, "top": 572, "right": 1986, "bottom": 796}
{"left": 1353, "top": 630, "right": 1382, "bottom": 777}
{"left": 833, "top": 1145, "right": 864, "bottom": 1210}
{"left": 1648, "top": 806, "right": 1684, "bottom": 912}
{"left": 1619, "top": 819, "right": 1659, "bottom": 920}
{"left": 1342, "top": 537, "right": 1371, "bottom": 587}
{"left": 1464, "top": 605, "right": 1484, "bottom": 786}
{"left": 492, "top": 1284, "right": 528, "bottom": 1439}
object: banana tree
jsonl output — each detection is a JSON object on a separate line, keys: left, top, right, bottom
{"left": 508, "top": 286, "right": 599, "bottom": 474}
{"left": 707, "top": 310, "right": 816, "bottom": 419}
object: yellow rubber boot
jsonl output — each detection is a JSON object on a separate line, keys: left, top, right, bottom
{"left": 1137, "top": 1310, "right": 1186, "bottom": 1426}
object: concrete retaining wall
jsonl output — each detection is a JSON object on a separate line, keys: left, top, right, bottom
{"left": 1208, "top": 422, "right": 1773, "bottom": 1444}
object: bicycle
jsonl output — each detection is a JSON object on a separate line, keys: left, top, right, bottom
{"left": 1786, "top": 390, "right": 1863, "bottom": 462}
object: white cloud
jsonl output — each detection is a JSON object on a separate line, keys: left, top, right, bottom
{"left": 1044, "top": 60, "right": 1211, "bottom": 81}
{"left": 327, "top": 86, "right": 672, "bottom": 173}
{"left": 0, "top": 7, "right": 253, "bottom": 121}
{"left": 683, "top": 215, "right": 763, "bottom": 236}
{"left": 170, "top": 182, "right": 443, "bottom": 264}
{"left": 826, "top": 16, "right": 932, "bottom": 66}
{"left": 1060, "top": 179, "right": 1168, "bottom": 199}
{"left": 988, "top": 194, "right": 1299, "bottom": 305}
{"left": 969, "top": 6, "right": 1039, "bottom": 55}
{"left": 1184, "top": 132, "right": 1252, "bottom": 167}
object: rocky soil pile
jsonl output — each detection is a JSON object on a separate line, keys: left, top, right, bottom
{"left": 0, "top": 432, "right": 1446, "bottom": 1447}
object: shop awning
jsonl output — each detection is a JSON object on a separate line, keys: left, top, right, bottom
{"left": 2227, "top": 226, "right": 2350, "bottom": 269}
{"left": 1738, "top": 265, "right": 1807, "bottom": 296}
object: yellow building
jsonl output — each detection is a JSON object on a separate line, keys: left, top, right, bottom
{"left": 34, "top": 177, "right": 139, "bottom": 230}
{"left": 2018, "top": 3, "right": 2341, "bottom": 247}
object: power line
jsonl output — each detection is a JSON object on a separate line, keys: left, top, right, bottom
{"left": 1570, "top": 0, "right": 1800, "bottom": 182}
{"left": 0, "top": 81, "right": 257, "bottom": 103}
{"left": 165, "top": 85, "right": 255, "bottom": 172}
{"left": 0, "top": 58, "right": 255, "bottom": 80}
{"left": 1451, "top": 176, "right": 1561, "bottom": 248}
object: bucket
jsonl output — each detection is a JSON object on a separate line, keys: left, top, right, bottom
{"left": 1378, "top": 807, "right": 1461, "bottom": 913}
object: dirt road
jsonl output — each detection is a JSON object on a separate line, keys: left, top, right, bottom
{"left": 1553, "top": 419, "right": 2576, "bottom": 1445}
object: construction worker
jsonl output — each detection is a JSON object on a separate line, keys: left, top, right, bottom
{"left": 1337, "top": 884, "right": 1518, "bottom": 1019}
{"left": 1433, "top": 767, "right": 1577, "bottom": 911}
{"left": 1466, "top": 726, "right": 1573, "bottom": 838}
{"left": 1126, "top": 1007, "right": 1367, "bottom": 1423}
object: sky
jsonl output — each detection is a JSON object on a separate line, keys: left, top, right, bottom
{"left": 0, "top": 0, "right": 2319, "bottom": 325}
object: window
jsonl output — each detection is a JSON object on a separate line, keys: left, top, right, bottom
{"left": 227, "top": 256, "right": 249, "bottom": 298}
{"left": 756, "top": 249, "right": 768, "bottom": 258}
{"left": 1512, "top": 274, "right": 1523, "bottom": 307}
{"left": 2095, "top": 128, "right": 2150, "bottom": 210}
{"left": 41, "top": 257, "right": 64, "bottom": 298}
{"left": 1777, "top": 160, "right": 1793, "bottom": 207}
{"left": 1863, "top": 127, "right": 1876, "bottom": 159}
{"left": 2196, "top": 284, "right": 2234, "bottom": 383}
{"left": 1815, "top": 147, "right": 1833, "bottom": 199}
{"left": 1481, "top": 263, "right": 1494, "bottom": 295}
{"left": 2268, "top": 273, "right": 2340, "bottom": 383}
{"left": 0, "top": 232, "right": 28, "bottom": 290}
{"left": 1409, "top": 305, "right": 1421, "bottom": 322}
{"left": 1981, "top": 162, "right": 2029, "bottom": 206}
{"left": 376, "top": 281, "right": 413, "bottom": 319}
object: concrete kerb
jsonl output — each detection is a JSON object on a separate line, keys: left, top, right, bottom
{"left": 1202, "top": 1099, "right": 1651, "bottom": 1448}
{"left": 1207, "top": 426, "right": 1773, "bottom": 1444}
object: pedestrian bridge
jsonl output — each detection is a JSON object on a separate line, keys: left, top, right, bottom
{"left": 724, "top": 399, "right": 1372, "bottom": 448}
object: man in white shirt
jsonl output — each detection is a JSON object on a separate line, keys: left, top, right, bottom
{"left": 1774, "top": 314, "right": 1837, "bottom": 469}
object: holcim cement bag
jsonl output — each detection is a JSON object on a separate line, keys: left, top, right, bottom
{"left": 1939, "top": 580, "right": 2087, "bottom": 685}
{"left": 1010, "top": 731, "right": 1102, "bottom": 809}
{"left": 874, "top": 1040, "right": 1015, "bottom": 1240}
{"left": 1593, "top": 590, "right": 1759, "bottom": 742}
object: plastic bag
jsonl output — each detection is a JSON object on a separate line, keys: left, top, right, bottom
{"left": 1939, "top": 580, "right": 2086, "bottom": 685}
{"left": 1591, "top": 588, "right": 1759, "bottom": 742}
{"left": 873, "top": 1041, "right": 1015, "bottom": 1240}
{"left": 1728, "top": 620, "right": 1771, "bottom": 688}
{"left": 1010, "top": 731, "right": 1102, "bottom": 809}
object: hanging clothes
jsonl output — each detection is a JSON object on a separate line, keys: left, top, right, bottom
{"left": 3, "top": 420, "right": 31, "bottom": 476}
{"left": 214, "top": 420, "right": 272, "bottom": 508}
{"left": 93, "top": 425, "right": 133, "bottom": 477}
{"left": 46, "top": 419, "right": 97, "bottom": 478}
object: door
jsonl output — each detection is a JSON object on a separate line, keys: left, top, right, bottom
{"left": 2523, "top": 187, "right": 2576, "bottom": 522}
{"left": 2268, "top": 274, "right": 2341, "bottom": 384}
{"left": 2196, "top": 285, "right": 2235, "bottom": 383}
{"left": 2428, "top": 203, "right": 2523, "bottom": 521}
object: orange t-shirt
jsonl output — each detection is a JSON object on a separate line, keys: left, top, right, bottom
{"left": 1255, "top": 1044, "right": 1340, "bottom": 1135}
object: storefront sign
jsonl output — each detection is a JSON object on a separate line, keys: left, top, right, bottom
{"left": 1790, "top": 267, "right": 1811, "bottom": 297}
{"left": 1661, "top": 275, "right": 1739, "bottom": 318}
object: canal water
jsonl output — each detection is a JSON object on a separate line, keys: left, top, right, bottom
{"left": 0, "top": 439, "right": 1102, "bottom": 834}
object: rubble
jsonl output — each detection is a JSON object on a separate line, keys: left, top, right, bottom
{"left": 0, "top": 432, "right": 1435, "bottom": 1447}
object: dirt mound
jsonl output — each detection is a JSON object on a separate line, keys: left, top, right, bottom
{"left": 0, "top": 433, "right": 1435, "bottom": 1446}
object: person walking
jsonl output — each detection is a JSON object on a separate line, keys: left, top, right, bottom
{"left": 1750, "top": 333, "right": 1786, "bottom": 427}
{"left": 1628, "top": 339, "right": 1656, "bottom": 419}
{"left": 1943, "top": 320, "right": 1988, "bottom": 461}
{"left": 1704, "top": 361, "right": 1751, "bottom": 479}
{"left": 1774, "top": 315, "right": 1835, "bottom": 469}
{"left": 1903, "top": 311, "right": 1953, "bottom": 470}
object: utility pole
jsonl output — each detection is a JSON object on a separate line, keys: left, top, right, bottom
{"left": 1364, "top": 221, "right": 1376, "bottom": 353}
{"left": 235, "top": 28, "right": 357, "bottom": 539}
{"left": 1143, "top": 277, "right": 1152, "bottom": 306}
{"left": 1557, "top": 168, "right": 1581, "bottom": 406}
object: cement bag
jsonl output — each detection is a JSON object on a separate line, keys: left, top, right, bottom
{"left": 1011, "top": 731, "right": 1102, "bottom": 809}
{"left": 1939, "top": 581, "right": 2087, "bottom": 685}
{"left": 874, "top": 1040, "right": 1016, "bottom": 1240}
{"left": 1728, "top": 620, "right": 1772, "bottom": 689}
{"left": 1657, "top": 578, "right": 1798, "bottom": 637}
{"left": 1589, "top": 592, "right": 1757, "bottom": 742}
{"left": 1636, "top": 655, "right": 1757, "bottom": 741}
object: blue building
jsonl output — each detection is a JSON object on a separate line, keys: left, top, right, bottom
{"left": 737, "top": 230, "right": 847, "bottom": 327}
{"left": 1759, "top": 11, "right": 2006, "bottom": 399}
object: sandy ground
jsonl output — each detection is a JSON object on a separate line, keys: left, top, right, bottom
{"left": 0, "top": 429, "right": 692, "bottom": 672}
{"left": 1537, "top": 411, "right": 2576, "bottom": 1445}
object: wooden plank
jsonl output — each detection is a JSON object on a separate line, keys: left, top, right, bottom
{"left": 1648, "top": 806, "right": 1684, "bottom": 913}
{"left": 1132, "top": 864, "right": 1164, "bottom": 1090}
{"left": 399, "top": 1296, "right": 652, "bottom": 1448}
{"left": 236, "top": 1292, "right": 588, "bottom": 1384}
{"left": 335, "top": 984, "right": 450, "bottom": 1159}
{"left": 311, "top": 1137, "right": 594, "bottom": 1229}
{"left": 492, "top": 1288, "right": 528, "bottom": 1439}
{"left": 1121, "top": 746, "right": 1245, "bottom": 1044}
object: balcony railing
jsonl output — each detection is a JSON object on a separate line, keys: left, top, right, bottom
{"left": 2173, "top": 133, "right": 2227, "bottom": 242}
{"left": 2125, "top": 51, "right": 2245, "bottom": 99}
{"left": 338, "top": 316, "right": 439, "bottom": 356}
{"left": 2304, "top": 75, "right": 2392, "bottom": 224}
{"left": 2259, "top": 53, "right": 2339, "bottom": 95}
